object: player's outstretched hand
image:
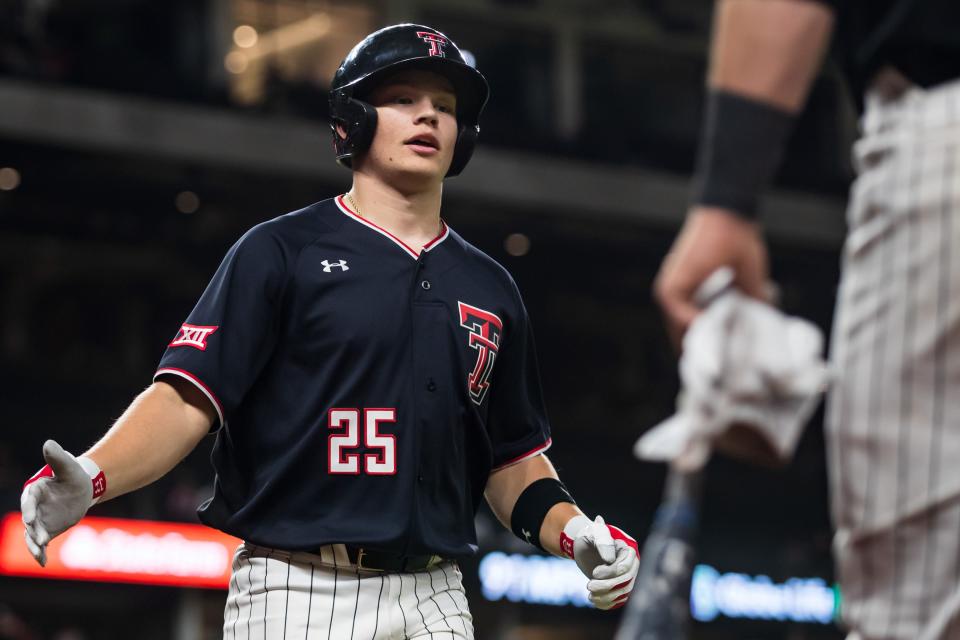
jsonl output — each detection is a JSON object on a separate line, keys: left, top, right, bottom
{"left": 654, "top": 205, "right": 769, "bottom": 349}
{"left": 20, "top": 440, "right": 98, "bottom": 566}
{"left": 561, "top": 515, "right": 640, "bottom": 610}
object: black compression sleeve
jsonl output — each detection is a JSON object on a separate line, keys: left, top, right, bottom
{"left": 690, "top": 89, "right": 797, "bottom": 219}
{"left": 510, "top": 478, "right": 576, "bottom": 551}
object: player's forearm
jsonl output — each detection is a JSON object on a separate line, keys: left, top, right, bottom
{"left": 484, "top": 454, "right": 584, "bottom": 555}
{"left": 710, "top": 0, "right": 834, "bottom": 112}
{"left": 485, "top": 453, "right": 558, "bottom": 526}
{"left": 538, "top": 501, "right": 583, "bottom": 557}
{"left": 83, "top": 379, "right": 213, "bottom": 501}
{"left": 688, "top": 1, "right": 834, "bottom": 220}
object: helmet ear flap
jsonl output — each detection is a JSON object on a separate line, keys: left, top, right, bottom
{"left": 330, "top": 91, "right": 378, "bottom": 168}
{"left": 446, "top": 124, "right": 479, "bottom": 178}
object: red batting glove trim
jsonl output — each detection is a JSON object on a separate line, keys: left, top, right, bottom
{"left": 23, "top": 464, "right": 106, "bottom": 501}
{"left": 613, "top": 578, "right": 634, "bottom": 591}
{"left": 607, "top": 524, "right": 639, "bottom": 556}
{"left": 23, "top": 465, "right": 54, "bottom": 489}
{"left": 559, "top": 531, "right": 576, "bottom": 559}
{"left": 91, "top": 471, "right": 106, "bottom": 500}
{"left": 607, "top": 525, "right": 639, "bottom": 596}
{"left": 610, "top": 593, "right": 631, "bottom": 609}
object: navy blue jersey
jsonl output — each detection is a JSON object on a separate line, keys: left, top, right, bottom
{"left": 813, "top": 0, "right": 960, "bottom": 98}
{"left": 155, "top": 196, "right": 552, "bottom": 557}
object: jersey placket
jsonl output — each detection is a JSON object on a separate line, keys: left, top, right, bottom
{"left": 334, "top": 195, "right": 455, "bottom": 554}
{"left": 406, "top": 250, "right": 444, "bottom": 552}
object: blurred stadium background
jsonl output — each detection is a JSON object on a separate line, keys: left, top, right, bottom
{"left": 0, "top": 0, "right": 855, "bottom": 638}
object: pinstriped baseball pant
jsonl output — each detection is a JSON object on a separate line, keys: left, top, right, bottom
{"left": 222, "top": 543, "right": 474, "bottom": 640}
{"left": 827, "top": 75, "right": 960, "bottom": 640}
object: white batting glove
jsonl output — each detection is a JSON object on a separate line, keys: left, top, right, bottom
{"left": 20, "top": 440, "right": 106, "bottom": 566}
{"left": 560, "top": 515, "right": 641, "bottom": 610}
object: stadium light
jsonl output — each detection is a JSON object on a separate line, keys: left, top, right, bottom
{"left": 0, "top": 167, "right": 21, "bottom": 191}
{"left": 233, "top": 25, "right": 259, "bottom": 49}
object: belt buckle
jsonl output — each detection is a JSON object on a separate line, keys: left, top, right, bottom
{"left": 355, "top": 548, "right": 384, "bottom": 572}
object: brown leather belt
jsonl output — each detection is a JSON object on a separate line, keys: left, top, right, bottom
{"left": 343, "top": 546, "right": 444, "bottom": 572}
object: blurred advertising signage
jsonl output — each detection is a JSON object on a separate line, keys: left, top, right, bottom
{"left": 0, "top": 513, "right": 240, "bottom": 589}
{"left": 479, "top": 551, "right": 590, "bottom": 607}
{"left": 690, "top": 564, "right": 836, "bottom": 624}
{"left": 478, "top": 551, "right": 837, "bottom": 624}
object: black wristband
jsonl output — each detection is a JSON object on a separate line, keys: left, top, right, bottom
{"left": 690, "top": 89, "right": 796, "bottom": 219}
{"left": 510, "top": 478, "right": 576, "bottom": 551}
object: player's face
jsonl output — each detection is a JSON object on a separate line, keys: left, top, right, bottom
{"left": 359, "top": 70, "right": 459, "bottom": 186}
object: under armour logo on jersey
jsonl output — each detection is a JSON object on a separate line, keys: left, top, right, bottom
{"left": 458, "top": 301, "right": 503, "bottom": 405}
{"left": 321, "top": 259, "right": 349, "bottom": 273}
{"left": 417, "top": 31, "right": 448, "bottom": 57}
{"left": 169, "top": 323, "right": 218, "bottom": 350}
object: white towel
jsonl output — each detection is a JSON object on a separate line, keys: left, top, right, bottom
{"left": 635, "top": 268, "right": 831, "bottom": 471}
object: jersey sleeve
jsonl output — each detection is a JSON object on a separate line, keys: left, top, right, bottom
{"left": 486, "top": 289, "right": 552, "bottom": 471}
{"left": 154, "top": 224, "right": 288, "bottom": 429}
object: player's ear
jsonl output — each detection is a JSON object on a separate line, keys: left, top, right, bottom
{"left": 335, "top": 123, "right": 349, "bottom": 141}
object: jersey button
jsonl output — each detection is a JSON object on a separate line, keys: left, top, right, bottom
{"left": 420, "top": 280, "right": 431, "bottom": 290}
{"left": 426, "top": 378, "right": 436, "bottom": 392}
{"left": 417, "top": 474, "right": 424, "bottom": 483}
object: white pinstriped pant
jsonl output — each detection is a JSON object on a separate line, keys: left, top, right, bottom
{"left": 827, "top": 75, "right": 960, "bottom": 640}
{"left": 223, "top": 543, "right": 474, "bottom": 640}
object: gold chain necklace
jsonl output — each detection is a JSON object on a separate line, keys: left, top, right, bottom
{"left": 345, "top": 192, "right": 362, "bottom": 217}
{"left": 345, "top": 192, "right": 443, "bottom": 239}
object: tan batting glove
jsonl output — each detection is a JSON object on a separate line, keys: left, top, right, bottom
{"left": 560, "top": 515, "right": 641, "bottom": 610}
{"left": 20, "top": 440, "right": 105, "bottom": 566}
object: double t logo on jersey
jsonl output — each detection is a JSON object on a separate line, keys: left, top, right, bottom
{"left": 458, "top": 302, "right": 502, "bottom": 405}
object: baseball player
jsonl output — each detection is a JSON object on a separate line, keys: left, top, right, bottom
{"left": 653, "top": 1, "right": 960, "bottom": 639}
{"left": 20, "top": 24, "right": 641, "bottom": 638}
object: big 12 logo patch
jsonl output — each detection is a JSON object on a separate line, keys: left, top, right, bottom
{"left": 458, "top": 301, "right": 503, "bottom": 405}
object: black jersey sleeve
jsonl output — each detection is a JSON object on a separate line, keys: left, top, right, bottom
{"left": 486, "top": 293, "right": 552, "bottom": 471}
{"left": 154, "top": 223, "right": 288, "bottom": 428}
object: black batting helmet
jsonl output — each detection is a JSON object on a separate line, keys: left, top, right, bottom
{"left": 329, "top": 24, "right": 489, "bottom": 178}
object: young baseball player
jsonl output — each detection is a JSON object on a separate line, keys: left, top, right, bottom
{"left": 21, "top": 24, "right": 640, "bottom": 638}
{"left": 654, "top": 1, "right": 960, "bottom": 639}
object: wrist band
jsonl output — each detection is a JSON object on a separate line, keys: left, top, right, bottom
{"left": 690, "top": 89, "right": 796, "bottom": 219}
{"left": 510, "top": 478, "right": 576, "bottom": 551}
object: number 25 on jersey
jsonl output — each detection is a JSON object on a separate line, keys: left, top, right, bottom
{"left": 328, "top": 408, "right": 397, "bottom": 475}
